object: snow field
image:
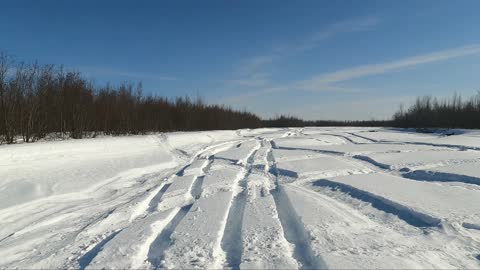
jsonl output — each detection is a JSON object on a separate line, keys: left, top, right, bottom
{"left": 1, "top": 127, "right": 480, "bottom": 268}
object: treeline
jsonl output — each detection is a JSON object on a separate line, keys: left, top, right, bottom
{"left": 263, "top": 115, "right": 391, "bottom": 128}
{"left": 0, "top": 53, "right": 261, "bottom": 144}
{"left": 4, "top": 52, "right": 477, "bottom": 145}
{"left": 392, "top": 93, "right": 480, "bottom": 129}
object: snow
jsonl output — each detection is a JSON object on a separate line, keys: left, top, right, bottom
{"left": 355, "top": 129, "right": 480, "bottom": 149}
{"left": 1, "top": 127, "right": 480, "bottom": 268}
{"left": 311, "top": 173, "right": 480, "bottom": 223}
{"left": 354, "top": 149, "right": 480, "bottom": 170}
{"left": 404, "top": 161, "right": 480, "bottom": 186}
{"left": 276, "top": 155, "right": 372, "bottom": 181}
{"left": 0, "top": 136, "right": 179, "bottom": 209}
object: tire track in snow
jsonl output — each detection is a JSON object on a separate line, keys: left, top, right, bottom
{"left": 129, "top": 143, "right": 224, "bottom": 223}
{"left": 271, "top": 135, "right": 472, "bottom": 182}
{"left": 191, "top": 156, "right": 214, "bottom": 199}
{"left": 271, "top": 143, "right": 376, "bottom": 182}
{"left": 352, "top": 155, "right": 392, "bottom": 170}
{"left": 0, "top": 232, "right": 15, "bottom": 243}
{"left": 266, "top": 141, "right": 327, "bottom": 269}
{"left": 145, "top": 156, "right": 214, "bottom": 213}
{"left": 236, "top": 140, "right": 299, "bottom": 269}
{"left": 323, "top": 133, "right": 359, "bottom": 144}
{"left": 275, "top": 145, "right": 345, "bottom": 156}
{"left": 346, "top": 149, "right": 480, "bottom": 192}
{"left": 463, "top": 222, "right": 480, "bottom": 231}
{"left": 147, "top": 183, "right": 171, "bottom": 213}
{"left": 21, "top": 173, "right": 175, "bottom": 269}
{"left": 77, "top": 230, "right": 123, "bottom": 270}
{"left": 311, "top": 179, "right": 441, "bottom": 228}
{"left": 220, "top": 182, "right": 248, "bottom": 269}
{"left": 402, "top": 170, "right": 480, "bottom": 187}
{"left": 104, "top": 150, "right": 217, "bottom": 268}
{"left": 401, "top": 141, "right": 480, "bottom": 151}
{"left": 348, "top": 132, "right": 379, "bottom": 143}
{"left": 272, "top": 190, "right": 326, "bottom": 269}
{"left": 63, "top": 207, "right": 126, "bottom": 269}
{"left": 145, "top": 156, "right": 215, "bottom": 268}
{"left": 147, "top": 204, "right": 193, "bottom": 267}
{"left": 270, "top": 185, "right": 327, "bottom": 269}
{"left": 266, "top": 133, "right": 480, "bottom": 268}
{"left": 269, "top": 139, "right": 438, "bottom": 228}
{"left": 143, "top": 140, "right": 253, "bottom": 268}
{"left": 273, "top": 136, "right": 476, "bottom": 233}
{"left": 350, "top": 131, "right": 480, "bottom": 151}
{"left": 220, "top": 146, "right": 258, "bottom": 269}
{"left": 272, "top": 142, "right": 441, "bottom": 229}
{"left": 350, "top": 151, "right": 480, "bottom": 188}
{"left": 307, "top": 132, "right": 366, "bottom": 145}
{"left": 2, "top": 138, "right": 240, "bottom": 262}
{"left": 8, "top": 166, "right": 177, "bottom": 260}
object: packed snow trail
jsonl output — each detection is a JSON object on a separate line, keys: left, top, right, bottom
{"left": 1, "top": 128, "right": 480, "bottom": 268}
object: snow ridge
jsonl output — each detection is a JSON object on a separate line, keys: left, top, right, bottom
{"left": 2, "top": 128, "right": 480, "bottom": 269}
{"left": 267, "top": 141, "right": 328, "bottom": 269}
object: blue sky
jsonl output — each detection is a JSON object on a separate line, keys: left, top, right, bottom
{"left": 2, "top": 0, "right": 480, "bottom": 120}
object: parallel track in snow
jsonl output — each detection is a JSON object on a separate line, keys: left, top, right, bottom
{"left": 2, "top": 128, "right": 480, "bottom": 269}
{"left": 266, "top": 140, "right": 327, "bottom": 269}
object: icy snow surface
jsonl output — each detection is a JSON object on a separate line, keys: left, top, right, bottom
{"left": 1, "top": 127, "right": 480, "bottom": 269}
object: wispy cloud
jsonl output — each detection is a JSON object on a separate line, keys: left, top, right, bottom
{"left": 228, "top": 56, "right": 275, "bottom": 88}
{"left": 221, "top": 44, "right": 480, "bottom": 103}
{"left": 225, "top": 72, "right": 270, "bottom": 87}
{"left": 219, "top": 86, "right": 286, "bottom": 104}
{"left": 295, "top": 16, "right": 380, "bottom": 51}
{"left": 235, "top": 56, "right": 276, "bottom": 77}
{"left": 297, "top": 45, "right": 480, "bottom": 91}
{"left": 79, "top": 66, "right": 177, "bottom": 81}
{"left": 226, "top": 16, "right": 381, "bottom": 88}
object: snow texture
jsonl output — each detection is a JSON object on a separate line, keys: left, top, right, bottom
{"left": 1, "top": 128, "right": 480, "bottom": 269}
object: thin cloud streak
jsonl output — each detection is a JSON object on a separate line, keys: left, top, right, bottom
{"left": 298, "top": 45, "right": 480, "bottom": 91}
{"left": 227, "top": 16, "right": 381, "bottom": 88}
{"left": 221, "top": 44, "right": 480, "bottom": 103}
{"left": 296, "top": 16, "right": 380, "bottom": 51}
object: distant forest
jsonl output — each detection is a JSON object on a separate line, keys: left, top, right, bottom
{"left": 262, "top": 115, "right": 391, "bottom": 128}
{"left": 392, "top": 93, "right": 480, "bottom": 129}
{"left": 0, "top": 53, "right": 261, "bottom": 143}
{"left": 265, "top": 93, "right": 480, "bottom": 130}
{"left": 1, "top": 52, "right": 479, "bottom": 144}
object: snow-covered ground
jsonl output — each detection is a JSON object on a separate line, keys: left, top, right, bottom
{"left": 1, "top": 127, "right": 480, "bottom": 269}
